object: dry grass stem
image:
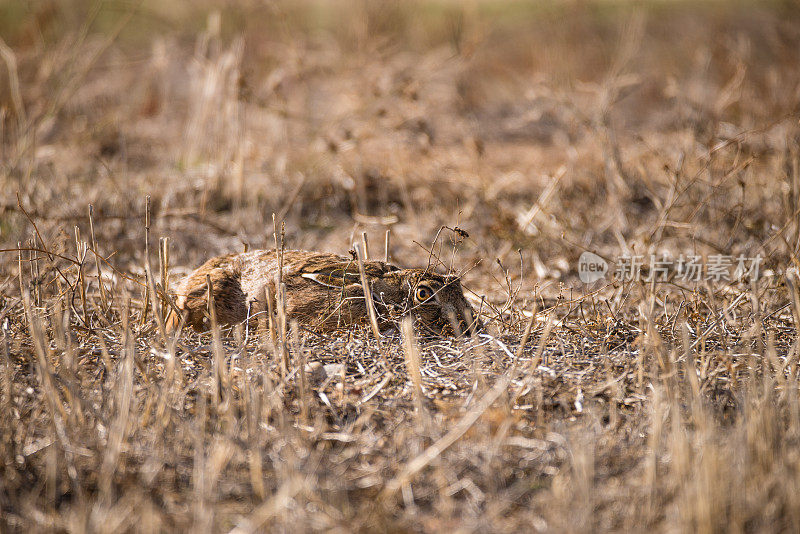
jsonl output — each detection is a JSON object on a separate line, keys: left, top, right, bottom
{"left": 2, "top": 2, "right": 800, "bottom": 530}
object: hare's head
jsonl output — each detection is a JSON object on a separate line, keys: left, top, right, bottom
{"left": 301, "top": 260, "right": 481, "bottom": 336}
{"left": 393, "top": 270, "right": 481, "bottom": 336}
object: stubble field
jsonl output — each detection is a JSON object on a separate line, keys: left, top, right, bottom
{"left": 2, "top": 1, "right": 800, "bottom": 531}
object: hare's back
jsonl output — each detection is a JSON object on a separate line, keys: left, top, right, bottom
{"left": 237, "top": 249, "right": 354, "bottom": 281}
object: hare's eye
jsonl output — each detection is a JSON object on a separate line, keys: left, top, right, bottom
{"left": 415, "top": 285, "right": 434, "bottom": 303}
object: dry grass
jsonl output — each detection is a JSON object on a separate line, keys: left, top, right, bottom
{"left": 2, "top": 0, "right": 800, "bottom": 531}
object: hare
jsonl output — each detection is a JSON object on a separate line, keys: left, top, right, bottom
{"left": 166, "top": 249, "right": 481, "bottom": 336}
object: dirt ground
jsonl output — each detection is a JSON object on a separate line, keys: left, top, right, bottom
{"left": 2, "top": 1, "right": 800, "bottom": 531}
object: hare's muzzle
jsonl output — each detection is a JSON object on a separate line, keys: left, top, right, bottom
{"left": 460, "top": 309, "right": 483, "bottom": 336}
{"left": 442, "top": 303, "right": 482, "bottom": 337}
{"left": 465, "top": 315, "right": 484, "bottom": 336}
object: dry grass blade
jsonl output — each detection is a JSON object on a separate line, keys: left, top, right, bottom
{"left": 401, "top": 316, "right": 426, "bottom": 421}
{"left": 22, "top": 289, "right": 85, "bottom": 503}
{"left": 3, "top": 3, "right": 800, "bottom": 531}
{"left": 140, "top": 196, "right": 152, "bottom": 327}
{"left": 159, "top": 237, "right": 170, "bottom": 318}
{"left": 88, "top": 204, "right": 108, "bottom": 311}
{"left": 515, "top": 301, "right": 539, "bottom": 361}
{"left": 98, "top": 299, "right": 135, "bottom": 501}
{"left": 273, "top": 214, "right": 289, "bottom": 377}
{"left": 361, "top": 231, "right": 370, "bottom": 260}
{"left": 146, "top": 264, "right": 167, "bottom": 344}
{"left": 529, "top": 312, "right": 554, "bottom": 371}
{"left": 0, "top": 36, "right": 26, "bottom": 128}
{"left": 228, "top": 479, "right": 303, "bottom": 534}
{"left": 785, "top": 268, "right": 800, "bottom": 337}
{"left": 277, "top": 283, "right": 288, "bottom": 377}
{"left": 517, "top": 166, "right": 566, "bottom": 234}
{"left": 382, "top": 366, "right": 515, "bottom": 498}
{"left": 291, "top": 320, "right": 309, "bottom": 425}
{"left": 354, "top": 241, "right": 393, "bottom": 398}
{"left": 682, "top": 321, "right": 703, "bottom": 403}
{"left": 74, "top": 226, "right": 89, "bottom": 327}
{"left": 264, "top": 284, "right": 278, "bottom": 356}
{"left": 207, "top": 273, "right": 228, "bottom": 409}
{"left": 1, "top": 319, "right": 10, "bottom": 414}
{"left": 354, "top": 242, "right": 382, "bottom": 343}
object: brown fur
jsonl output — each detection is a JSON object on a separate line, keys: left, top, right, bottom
{"left": 166, "top": 249, "right": 480, "bottom": 336}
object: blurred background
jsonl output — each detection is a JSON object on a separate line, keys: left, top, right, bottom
{"left": 5, "top": 3, "right": 800, "bottom": 531}
{"left": 1, "top": 0, "right": 799, "bottom": 299}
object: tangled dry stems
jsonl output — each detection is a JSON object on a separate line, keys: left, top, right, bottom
{"left": 2, "top": 1, "right": 800, "bottom": 531}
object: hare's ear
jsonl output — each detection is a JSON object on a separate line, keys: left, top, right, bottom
{"left": 302, "top": 266, "right": 362, "bottom": 289}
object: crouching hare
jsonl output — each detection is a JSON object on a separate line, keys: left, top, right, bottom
{"left": 166, "top": 249, "right": 481, "bottom": 336}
